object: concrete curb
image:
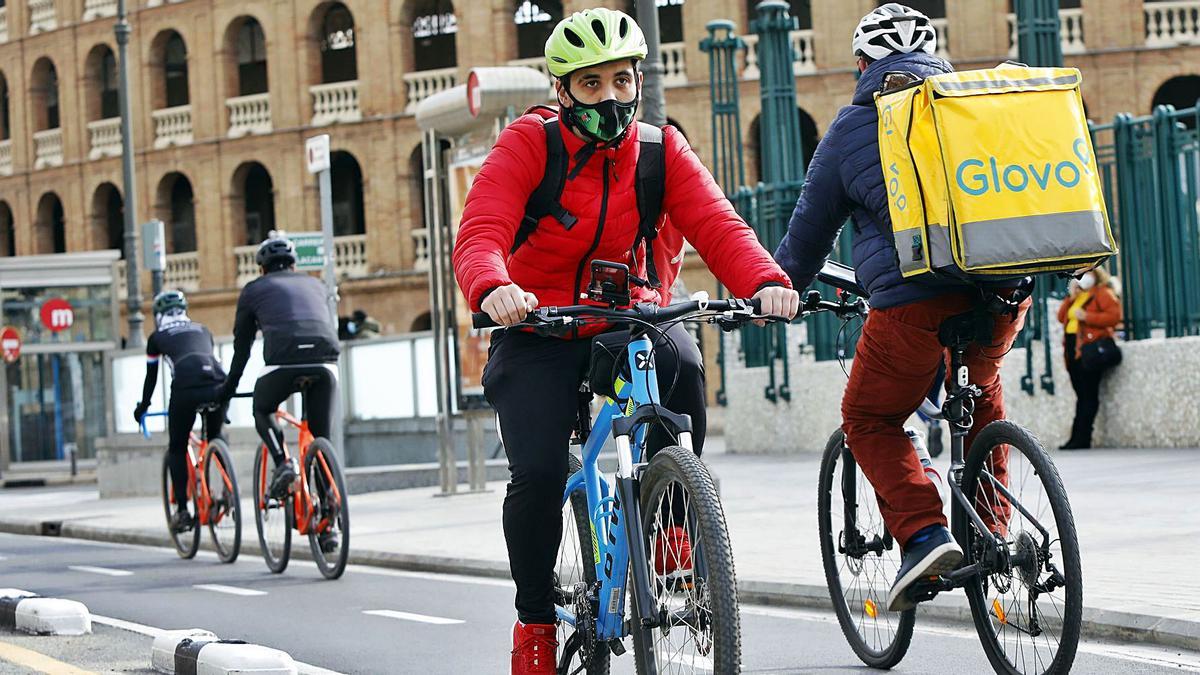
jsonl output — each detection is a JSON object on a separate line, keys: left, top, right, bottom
{"left": 156, "top": 632, "right": 297, "bottom": 675}
{"left": 2, "top": 518, "right": 1197, "bottom": 652}
{"left": 0, "top": 589, "right": 92, "bottom": 636}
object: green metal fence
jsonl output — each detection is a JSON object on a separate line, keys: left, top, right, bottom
{"left": 1091, "top": 105, "right": 1200, "bottom": 340}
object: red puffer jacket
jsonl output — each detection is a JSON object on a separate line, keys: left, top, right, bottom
{"left": 453, "top": 114, "right": 790, "bottom": 336}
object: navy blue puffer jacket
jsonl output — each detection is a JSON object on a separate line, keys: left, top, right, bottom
{"left": 775, "top": 52, "right": 960, "bottom": 309}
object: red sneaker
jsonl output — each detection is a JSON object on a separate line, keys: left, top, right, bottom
{"left": 511, "top": 620, "right": 557, "bottom": 675}
{"left": 653, "top": 525, "right": 693, "bottom": 576}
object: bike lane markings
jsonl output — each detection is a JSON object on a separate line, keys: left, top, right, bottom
{"left": 192, "top": 584, "right": 267, "bottom": 597}
{"left": 362, "top": 610, "right": 464, "bottom": 625}
{"left": 67, "top": 565, "right": 133, "bottom": 577}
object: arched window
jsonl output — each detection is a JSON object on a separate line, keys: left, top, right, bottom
{"left": 1152, "top": 75, "right": 1200, "bottom": 128}
{"left": 331, "top": 151, "right": 366, "bottom": 236}
{"left": 157, "top": 173, "right": 196, "bottom": 253}
{"left": 0, "top": 72, "right": 9, "bottom": 140}
{"left": 35, "top": 193, "right": 66, "bottom": 254}
{"left": 320, "top": 4, "right": 358, "bottom": 83}
{"left": 749, "top": 108, "right": 819, "bottom": 183}
{"left": 32, "top": 59, "right": 60, "bottom": 130}
{"left": 412, "top": 0, "right": 457, "bottom": 71}
{"left": 0, "top": 201, "right": 14, "bottom": 257}
{"left": 91, "top": 183, "right": 124, "bottom": 255}
{"left": 514, "top": 1, "right": 561, "bottom": 60}
{"left": 630, "top": 0, "right": 685, "bottom": 44}
{"left": 240, "top": 163, "right": 276, "bottom": 245}
{"left": 237, "top": 19, "right": 269, "bottom": 96}
{"left": 164, "top": 33, "right": 189, "bottom": 107}
{"left": 100, "top": 49, "right": 119, "bottom": 118}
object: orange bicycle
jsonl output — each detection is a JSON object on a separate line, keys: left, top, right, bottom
{"left": 250, "top": 394, "right": 350, "bottom": 580}
{"left": 140, "top": 403, "right": 242, "bottom": 563}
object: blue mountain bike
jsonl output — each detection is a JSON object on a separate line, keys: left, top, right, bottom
{"left": 474, "top": 270, "right": 779, "bottom": 674}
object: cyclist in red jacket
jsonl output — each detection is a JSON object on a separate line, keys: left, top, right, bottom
{"left": 452, "top": 8, "right": 798, "bottom": 673}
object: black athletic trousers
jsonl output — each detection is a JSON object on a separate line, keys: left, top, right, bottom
{"left": 167, "top": 383, "right": 227, "bottom": 508}
{"left": 482, "top": 323, "right": 706, "bottom": 625}
{"left": 253, "top": 365, "right": 337, "bottom": 466}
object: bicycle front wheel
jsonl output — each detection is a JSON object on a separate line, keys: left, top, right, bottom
{"left": 203, "top": 440, "right": 241, "bottom": 564}
{"left": 554, "top": 453, "right": 610, "bottom": 675}
{"left": 817, "top": 428, "right": 914, "bottom": 669}
{"left": 253, "top": 444, "right": 292, "bottom": 573}
{"left": 161, "top": 452, "right": 200, "bottom": 559}
{"left": 305, "top": 438, "right": 350, "bottom": 580}
{"left": 631, "top": 445, "right": 740, "bottom": 674}
{"left": 958, "top": 421, "right": 1082, "bottom": 675}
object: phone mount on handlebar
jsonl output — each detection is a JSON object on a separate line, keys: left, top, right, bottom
{"left": 585, "top": 260, "right": 633, "bottom": 307}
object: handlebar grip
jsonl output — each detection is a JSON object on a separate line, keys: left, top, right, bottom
{"left": 472, "top": 312, "right": 500, "bottom": 329}
{"left": 748, "top": 297, "right": 762, "bottom": 314}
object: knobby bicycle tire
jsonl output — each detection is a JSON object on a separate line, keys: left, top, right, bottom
{"left": 305, "top": 438, "right": 351, "bottom": 580}
{"left": 631, "top": 445, "right": 740, "bottom": 674}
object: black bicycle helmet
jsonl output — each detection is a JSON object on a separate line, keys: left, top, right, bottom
{"left": 256, "top": 235, "right": 297, "bottom": 268}
{"left": 152, "top": 290, "right": 187, "bottom": 316}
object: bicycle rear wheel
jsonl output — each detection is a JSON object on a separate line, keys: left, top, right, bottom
{"left": 631, "top": 445, "right": 740, "bottom": 674}
{"left": 305, "top": 438, "right": 350, "bottom": 580}
{"left": 817, "top": 428, "right": 915, "bottom": 669}
{"left": 203, "top": 440, "right": 242, "bottom": 564}
{"left": 554, "top": 453, "right": 610, "bottom": 675}
{"left": 957, "top": 421, "right": 1082, "bottom": 675}
{"left": 161, "top": 453, "right": 200, "bottom": 559}
{"left": 253, "top": 444, "right": 292, "bottom": 574}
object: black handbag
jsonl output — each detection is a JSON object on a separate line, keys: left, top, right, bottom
{"left": 1080, "top": 336, "right": 1122, "bottom": 371}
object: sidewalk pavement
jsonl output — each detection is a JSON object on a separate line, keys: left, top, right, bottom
{"left": 0, "top": 439, "right": 1197, "bottom": 651}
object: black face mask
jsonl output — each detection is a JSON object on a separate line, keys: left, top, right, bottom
{"left": 563, "top": 86, "right": 640, "bottom": 144}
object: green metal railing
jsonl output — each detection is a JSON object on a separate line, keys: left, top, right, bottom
{"left": 1091, "top": 105, "right": 1200, "bottom": 340}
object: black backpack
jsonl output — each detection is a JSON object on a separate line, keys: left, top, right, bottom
{"left": 510, "top": 108, "right": 668, "bottom": 288}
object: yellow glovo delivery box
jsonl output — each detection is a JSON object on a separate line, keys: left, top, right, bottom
{"left": 876, "top": 64, "right": 1117, "bottom": 279}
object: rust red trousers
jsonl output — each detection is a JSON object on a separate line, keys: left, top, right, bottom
{"left": 841, "top": 292, "right": 1028, "bottom": 547}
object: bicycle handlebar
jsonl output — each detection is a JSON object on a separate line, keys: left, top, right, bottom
{"left": 137, "top": 392, "right": 253, "bottom": 439}
{"left": 471, "top": 297, "right": 776, "bottom": 331}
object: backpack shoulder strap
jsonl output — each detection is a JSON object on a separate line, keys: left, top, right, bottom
{"left": 511, "top": 118, "right": 577, "bottom": 254}
{"left": 633, "top": 121, "right": 667, "bottom": 288}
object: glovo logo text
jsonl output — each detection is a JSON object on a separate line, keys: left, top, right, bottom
{"left": 955, "top": 138, "right": 1092, "bottom": 197}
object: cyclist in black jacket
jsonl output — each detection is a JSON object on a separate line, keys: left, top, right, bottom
{"left": 217, "top": 235, "right": 341, "bottom": 550}
{"left": 134, "top": 290, "right": 228, "bottom": 533}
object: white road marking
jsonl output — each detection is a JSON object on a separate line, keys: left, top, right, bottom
{"left": 658, "top": 648, "right": 714, "bottom": 671}
{"left": 347, "top": 565, "right": 514, "bottom": 588}
{"left": 67, "top": 565, "right": 133, "bottom": 577}
{"left": 91, "top": 615, "right": 344, "bottom": 675}
{"left": 362, "top": 609, "right": 464, "bottom": 625}
{"left": 193, "top": 584, "right": 267, "bottom": 597}
{"left": 0, "top": 555, "right": 8, "bottom": 560}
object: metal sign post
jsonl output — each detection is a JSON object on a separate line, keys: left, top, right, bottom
{"left": 143, "top": 219, "right": 165, "bottom": 296}
{"left": 306, "top": 134, "right": 338, "bottom": 324}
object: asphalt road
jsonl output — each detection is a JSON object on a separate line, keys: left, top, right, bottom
{"left": 0, "top": 532, "right": 1196, "bottom": 674}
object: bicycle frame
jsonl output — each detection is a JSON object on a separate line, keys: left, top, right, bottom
{"left": 259, "top": 408, "right": 342, "bottom": 537}
{"left": 557, "top": 333, "right": 693, "bottom": 643}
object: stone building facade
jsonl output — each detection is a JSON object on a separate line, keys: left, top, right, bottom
{"left": 0, "top": 0, "right": 1196, "bottom": 352}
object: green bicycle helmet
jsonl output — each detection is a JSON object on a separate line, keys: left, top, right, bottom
{"left": 545, "top": 8, "right": 648, "bottom": 78}
{"left": 153, "top": 290, "right": 187, "bottom": 316}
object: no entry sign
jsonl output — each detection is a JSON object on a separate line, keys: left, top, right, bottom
{"left": 1, "top": 327, "right": 20, "bottom": 363}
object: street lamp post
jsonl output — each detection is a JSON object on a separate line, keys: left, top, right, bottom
{"left": 637, "top": 0, "right": 667, "bottom": 126}
{"left": 115, "top": 0, "right": 144, "bottom": 347}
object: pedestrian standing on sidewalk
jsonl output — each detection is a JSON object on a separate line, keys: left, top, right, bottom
{"left": 1057, "top": 267, "right": 1123, "bottom": 450}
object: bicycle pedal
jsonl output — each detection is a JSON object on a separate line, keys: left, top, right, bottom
{"left": 608, "top": 640, "right": 626, "bottom": 657}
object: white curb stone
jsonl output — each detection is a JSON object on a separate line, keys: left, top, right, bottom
{"left": 0, "top": 590, "right": 92, "bottom": 636}
{"left": 153, "top": 629, "right": 219, "bottom": 673}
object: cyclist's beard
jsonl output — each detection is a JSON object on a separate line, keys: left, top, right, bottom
{"left": 564, "top": 89, "right": 640, "bottom": 144}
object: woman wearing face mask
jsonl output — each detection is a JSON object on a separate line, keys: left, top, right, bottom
{"left": 1057, "top": 267, "right": 1123, "bottom": 449}
{"left": 452, "top": 8, "right": 799, "bottom": 673}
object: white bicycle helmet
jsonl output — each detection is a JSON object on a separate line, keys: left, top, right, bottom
{"left": 852, "top": 3, "right": 937, "bottom": 61}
